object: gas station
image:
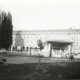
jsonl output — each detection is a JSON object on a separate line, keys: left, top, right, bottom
{"left": 42, "top": 40, "right": 73, "bottom": 58}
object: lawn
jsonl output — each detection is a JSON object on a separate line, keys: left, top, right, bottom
{"left": 0, "top": 62, "right": 80, "bottom": 80}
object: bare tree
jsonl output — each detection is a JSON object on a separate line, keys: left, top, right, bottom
{"left": 37, "top": 39, "right": 44, "bottom": 70}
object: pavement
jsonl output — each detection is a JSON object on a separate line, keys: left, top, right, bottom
{"left": 5, "top": 56, "right": 80, "bottom": 64}
{"left": 0, "top": 51, "right": 80, "bottom": 64}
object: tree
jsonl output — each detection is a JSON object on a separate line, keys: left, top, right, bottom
{"left": 0, "top": 11, "right": 13, "bottom": 50}
{"left": 7, "top": 12, "right": 12, "bottom": 21}
{"left": 37, "top": 39, "right": 44, "bottom": 50}
{"left": 0, "top": 10, "right": 1, "bottom": 25}
{"left": 0, "top": 11, "right": 1, "bottom": 48}
{"left": 15, "top": 31, "right": 24, "bottom": 51}
{"left": 37, "top": 39, "right": 44, "bottom": 70}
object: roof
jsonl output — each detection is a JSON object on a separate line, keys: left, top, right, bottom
{"left": 13, "top": 29, "right": 80, "bottom": 35}
{"left": 13, "top": 29, "right": 80, "bottom": 32}
{"left": 47, "top": 40, "right": 74, "bottom": 44}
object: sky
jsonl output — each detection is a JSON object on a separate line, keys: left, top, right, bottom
{"left": 0, "top": 0, "right": 80, "bottom": 30}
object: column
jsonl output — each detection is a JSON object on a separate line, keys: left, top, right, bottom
{"left": 24, "top": 47, "right": 26, "bottom": 50}
{"left": 47, "top": 43, "right": 51, "bottom": 57}
{"left": 68, "top": 44, "right": 72, "bottom": 56}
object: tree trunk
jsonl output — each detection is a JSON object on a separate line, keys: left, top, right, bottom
{"left": 37, "top": 51, "right": 41, "bottom": 70}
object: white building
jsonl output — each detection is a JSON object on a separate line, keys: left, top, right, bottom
{"left": 12, "top": 29, "right": 80, "bottom": 57}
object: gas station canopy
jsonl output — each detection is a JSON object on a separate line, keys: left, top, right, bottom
{"left": 47, "top": 40, "right": 74, "bottom": 44}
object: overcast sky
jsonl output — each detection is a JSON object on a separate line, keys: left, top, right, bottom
{"left": 0, "top": 0, "right": 80, "bottom": 30}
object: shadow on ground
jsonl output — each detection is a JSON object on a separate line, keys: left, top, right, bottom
{"left": 0, "top": 62, "right": 80, "bottom": 80}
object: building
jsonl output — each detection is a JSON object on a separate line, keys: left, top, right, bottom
{"left": 12, "top": 29, "right": 80, "bottom": 57}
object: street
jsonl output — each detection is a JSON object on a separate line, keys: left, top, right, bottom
{"left": 0, "top": 51, "right": 80, "bottom": 64}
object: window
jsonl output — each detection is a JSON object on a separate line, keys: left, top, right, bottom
{"left": 23, "top": 47, "right": 25, "bottom": 50}
{"left": 62, "top": 49, "right": 64, "bottom": 52}
{"left": 35, "top": 47, "right": 37, "bottom": 51}
{"left": 26, "top": 47, "right": 28, "bottom": 50}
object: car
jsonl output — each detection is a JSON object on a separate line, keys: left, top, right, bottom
{"left": 0, "top": 56, "right": 7, "bottom": 64}
{"left": 74, "top": 54, "right": 80, "bottom": 59}
{"left": 0, "top": 48, "right": 7, "bottom": 54}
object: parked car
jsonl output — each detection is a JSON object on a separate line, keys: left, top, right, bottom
{"left": 74, "top": 54, "right": 80, "bottom": 59}
{"left": 0, "top": 48, "right": 7, "bottom": 54}
{"left": 0, "top": 56, "right": 7, "bottom": 64}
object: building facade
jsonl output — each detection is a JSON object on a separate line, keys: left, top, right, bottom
{"left": 12, "top": 29, "right": 80, "bottom": 57}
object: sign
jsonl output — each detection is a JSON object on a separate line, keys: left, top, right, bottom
{"left": 17, "top": 46, "right": 21, "bottom": 51}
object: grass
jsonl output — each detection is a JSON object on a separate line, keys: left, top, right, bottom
{"left": 0, "top": 62, "right": 80, "bottom": 80}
